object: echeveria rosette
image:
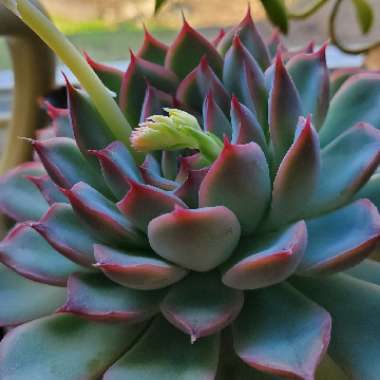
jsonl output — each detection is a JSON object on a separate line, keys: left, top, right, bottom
{"left": 1, "top": 8, "right": 380, "bottom": 380}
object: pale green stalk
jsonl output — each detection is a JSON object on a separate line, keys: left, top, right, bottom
{"left": 1, "top": 0, "right": 141, "bottom": 160}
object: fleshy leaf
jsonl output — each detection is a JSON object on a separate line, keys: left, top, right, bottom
{"left": 287, "top": 45, "right": 329, "bottom": 129}
{"left": 66, "top": 82, "right": 116, "bottom": 162}
{"left": 298, "top": 199, "right": 380, "bottom": 275}
{"left": 137, "top": 26, "right": 168, "bottom": 65}
{"left": 165, "top": 20, "right": 223, "bottom": 79}
{"left": 199, "top": 141, "right": 271, "bottom": 235}
{"left": 174, "top": 165, "right": 208, "bottom": 208}
{"left": 140, "top": 155, "right": 177, "bottom": 191}
{"left": 222, "top": 221, "right": 307, "bottom": 290}
{"left": 307, "top": 123, "right": 380, "bottom": 214}
{"left": 292, "top": 274, "right": 380, "bottom": 380}
{"left": 120, "top": 52, "right": 178, "bottom": 126}
{"left": 266, "top": 29, "right": 285, "bottom": 58}
{"left": 355, "top": 172, "right": 380, "bottom": 209}
{"left": 91, "top": 141, "right": 143, "bottom": 200}
{"left": 329, "top": 67, "right": 363, "bottom": 98}
{"left": 0, "top": 223, "right": 84, "bottom": 286}
{"left": 161, "top": 271, "right": 244, "bottom": 341}
{"left": 60, "top": 272, "right": 163, "bottom": 322}
{"left": 230, "top": 96, "right": 267, "bottom": 152}
{"left": 26, "top": 174, "right": 67, "bottom": 205}
{"left": 148, "top": 206, "right": 241, "bottom": 271}
{"left": 176, "top": 56, "right": 229, "bottom": 113}
{"left": 0, "top": 264, "right": 66, "bottom": 327}
{"left": 103, "top": 317, "right": 220, "bottom": 380}
{"left": 140, "top": 84, "right": 173, "bottom": 122}
{"left": 0, "top": 314, "right": 146, "bottom": 380}
{"left": 117, "top": 180, "right": 187, "bottom": 232}
{"left": 85, "top": 52, "right": 123, "bottom": 102}
{"left": 223, "top": 35, "right": 268, "bottom": 127}
{"left": 33, "top": 203, "right": 98, "bottom": 267}
{"left": 217, "top": 8, "right": 271, "bottom": 70}
{"left": 42, "top": 101, "right": 74, "bottom": 138}
{"left": 63, "top": 182, "right": 147, "bottom": 248}
{"left": 33, "top": 137, "right": 111, "bottom": 196}
{"left": 345, "top": 259, "right": 380, "bottom": 286}
{"left": 265, "top": 117, "right": 320, "bottom": 228}
{"left": 203, "top": 91, "right": 232, "bottom": 139}
{"left": 319, "top": 73, "right": 380, "bottom": 146}
{"left": 269, "top": 53, "right": 303, "bottom": 166}
{"left": 0, "top": 162, "right": 48, "bottom": 222}
{"left": 233, "top": 282, "right": 331, "bottom": 380}
{"left": 94, "top": 244, "right": 187, "bottom": 290}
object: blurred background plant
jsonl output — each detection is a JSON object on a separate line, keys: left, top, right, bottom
{"left": 1, "top": 0, "right": 380, "bottom": 71}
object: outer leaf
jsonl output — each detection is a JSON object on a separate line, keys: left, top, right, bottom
{"left": 260, "top": 0, "right": 288, "bottom": 34}
{"left": 287, "top": 45, "right": 330, "bottom": 129}
{"left": 199, "top": 140, "right": 271, "bottom": 235}
{"left": 269, "top": 53, "right": 303, "bottom": 166}
{"left": 26, "top": 174, "right": 67, "bottom": 205}
{"left": 0, "top": 314, "right": 146, "bottom": 380}
{"left": 345, "top": 259, "right": 380, "bottom": 286}
{"left": 319, "top": 73, "right": 380, "bottom": 146}
{"left": 91, "top": 141, "right": 143, "bottom": 200}
{"left": 233, "top": 283, "right": 331, "bottom": 380}
{"left": 265, "top": 117, "right": 320, "bottom": 228}
{"left": 0, "top": 223, "right": 84, "bottom": 287}
{"left": 292, "top": 274, "right": 380, "bottom": 380}
{"left": 33, "top": 137, "right": 111, "bottom": 196}
{"left": 307, "top": 123, "right": 380, "bottom": 214}
{"left": 60, "top": 272, "right": 163, "bottom": 322}
{"left": 148, "top": 206, "right": 241, "bottom": 271}
{"left": 355, "top": 172, "right": 380, "bottom": 209}
{"left": 117, "top": 180, "right": 187, "bottom": 232}
{"left": 137, "top": 26, "right": 168, "bottom": 65}
{"left": 161, "top": 271, "right": 244, "bottom": 341}
{"left": 63, "top": 182, "right": 147, "bottom": 248}
{"left": 94, "top": 244, "right": 187, "bottom": 290}
{"left": 329, "top": 67, "right": 363, "bottom": 98}
{"left": 266, "top": 29, "right": 285, "bottom": 59}
{"left": 217, "top": 8, "right": 271, "bottom": 70}
{"left": 352, "top": 0, "right": 374, "bottom": 34}
{"left": 222, "top": 221, "right": 307, "bottom": 290}
{"left": 103, "top": 317, "right": 220, "bottom": 380}
{"left": 33, "top": 203, "right": 98, "bottom": 267}
{"left": 298, "top": 200, "right": 380, "bottom": 275}
{"left": 0, "top": 264, "right": 66, "bottom": 327}
{"left": 165, "top": 20, "right": 223, "bottom": 79}
{"left": 0, "top": 162, "right": 48, "bottom": 222}
{"left": 223, "top": 35, "right": 268, "bottom": 127}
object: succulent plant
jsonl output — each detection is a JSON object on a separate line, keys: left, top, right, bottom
{"left": 2, "top": 4, "right": 380, "bottom": 380}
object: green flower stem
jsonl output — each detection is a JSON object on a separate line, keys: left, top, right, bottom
{"left": 3, "top": 0, "right": 141, "bottom": 160}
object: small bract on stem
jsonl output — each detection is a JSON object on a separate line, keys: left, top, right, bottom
{"left": 131, "top": 108, "right": 224, "bottom": 163}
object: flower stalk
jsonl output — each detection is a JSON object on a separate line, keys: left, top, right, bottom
{"left": 1, "top": 0, "right": 140, "bottom": 159}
